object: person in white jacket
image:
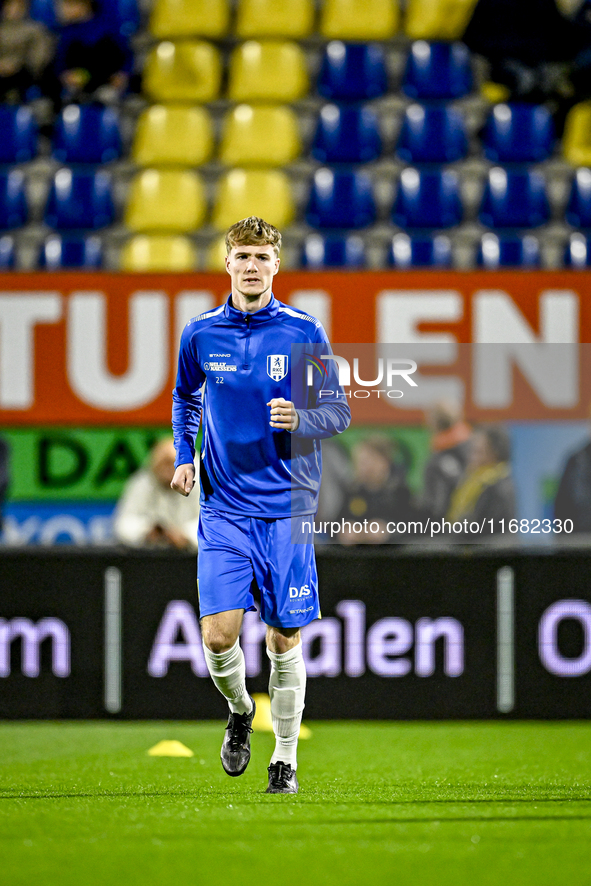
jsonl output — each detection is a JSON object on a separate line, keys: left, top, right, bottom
{"left": 114, "top": 437, "right": 199, "bottom": 550}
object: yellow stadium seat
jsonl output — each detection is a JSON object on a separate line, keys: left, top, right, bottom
{"left": 150, "top": 0, "right": 230, "bottom": 38}
{"left": 320, "top": 0, "right": 400, "bottom": 39}
{"left": 212, "top": 169, "right": 295, "bottom": 231}
{"left": 120, "top": 235, "right": 198, "bottom": 271}
{"left": 227, "top": 41, "right": 309, "bottom": 102}
{"left": 405, "top": 0, "right": 477, "bottom": 39}
{"left": 132, "top": 105, "right": 214, "bottom": 167}
{"left": 235, "top": 0, "right": 314, "bottom": 38}
{"left": 219, "top": 105, "right": 301, "bottom": 167}
{"left": 205, "top": 234, "right": 228, "bottom": 270}
{"left": 143, "top": 41, "right": 222, "bottom": 103}
{"left": 125, "top": 170, "right": 207, "bottom": 232}
{"left": 563, "top": 101, "right": 591, "bottom": 167}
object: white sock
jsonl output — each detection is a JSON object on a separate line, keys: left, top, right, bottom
{"left": 202, "top": 639, "right": 252, "bottom": 715}
{"left": 267, "top": 643, "right": 306, "bottom": 770}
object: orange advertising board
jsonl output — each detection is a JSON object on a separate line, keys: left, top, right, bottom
{"left": 0, "top": 270, "right": 590, "bottom": 426}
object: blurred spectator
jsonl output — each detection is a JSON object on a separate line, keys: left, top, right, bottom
{"left": 463, "top": 0, "right": 591, "bottom": 131}
{"left": 338, "top": 434, "right": 415, "bottom": 544}
{"left": 113, "top": 438, "right": 200, "bottom": 551}
{"left": 0, "top": 436, "right": 9, "bottom": 534}
{"left": 316, "top": 438, "right": 351, "bottom": 524}
{"left": 446, "top": 425, "right": 516, "bottom": 535}
{"left": 0, "top": 0, "right": 53, "bottom": 102}
{"left": 554, "top": 416, "right": 591, "bottom": 533}
{"left": 47, "top": 0, "right": 132, "bottom": 108}
{"left": 418, "top": 400, "right": 472, "bottom": 522}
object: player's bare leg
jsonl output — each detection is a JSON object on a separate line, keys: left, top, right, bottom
{"left": 201, "top": 609, "right": 256, "bottom": 776}
{"left": 265, "top": 626, "right": 305, "bottom": 794}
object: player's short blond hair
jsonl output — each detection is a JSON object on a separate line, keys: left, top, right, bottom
{"left": 225, "top": 216, "right": 282, "bottom": 257}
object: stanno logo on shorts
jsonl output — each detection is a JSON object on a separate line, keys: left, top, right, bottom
{"left": 267, "top": 355, "right": 288, "bottom": 381}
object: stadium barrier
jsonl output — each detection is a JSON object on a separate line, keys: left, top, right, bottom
{"left": 1, "top": 546, "right": 590, "bottom": 720}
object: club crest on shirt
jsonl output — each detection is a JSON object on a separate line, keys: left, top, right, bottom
{"left": 267, "top": 354, "right": 288, "bottom": 381}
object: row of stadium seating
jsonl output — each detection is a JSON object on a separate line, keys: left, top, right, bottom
{"left": 3, "top": 229, "right": 591, "bottom": 271}
{"left": 30, "top": 0, "right": 477, "bottom": 42}
{"left": 3, "top": 166, "right": 591, "bottom": 232}
{"left": 0, "top": 101, "right": 561, "bottom": 167}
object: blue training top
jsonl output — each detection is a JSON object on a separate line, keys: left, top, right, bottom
{"left": 172, "top": 294, "right": 351, "bottom": 518}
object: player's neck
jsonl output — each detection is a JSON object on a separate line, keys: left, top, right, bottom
{"left": 231, "top": 289, "right": 273, "bottom": 314}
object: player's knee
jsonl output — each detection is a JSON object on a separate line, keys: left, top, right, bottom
{"left": 266, "top": 626, "right": 300, "bottom": 655}
{"left": 201, "top": 623, "right": 239, "bottom": 654}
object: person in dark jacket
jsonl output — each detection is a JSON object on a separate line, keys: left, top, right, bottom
{"left": 554, "top": 436, "right": 591, "bottom": 533}
{"left": 419, "top": 400, "right": 472, "bottom": 523}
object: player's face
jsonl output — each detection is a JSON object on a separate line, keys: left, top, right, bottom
{"left": 226, "top": 244, "right": 280, "bottom": 303}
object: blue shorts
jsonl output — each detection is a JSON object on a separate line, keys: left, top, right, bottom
{"left": 197, "top": 508, "right": 320, "bottom": 628}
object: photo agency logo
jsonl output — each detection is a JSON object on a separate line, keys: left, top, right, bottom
{"left": 306, "top": 354, "right": 418, "bottom": 399}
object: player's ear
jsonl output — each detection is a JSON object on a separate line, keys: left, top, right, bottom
{"left": 273, "top": 256, "right": 280, "bottom": 275}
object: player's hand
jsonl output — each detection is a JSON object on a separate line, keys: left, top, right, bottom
{"left": 267, "top": 397, "right": 300, "bottom": 432}
{"left": 170, "top": 463, "right": 196, "bottom": 496}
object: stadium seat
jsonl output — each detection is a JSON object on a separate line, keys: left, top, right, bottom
{"left": 0, "top": 235, "right": 16, "bottom": 269}
{"left": 479, "top": 167, "right": 550, "bottom": 229}
{"left": 320, "top": 0, "right": 400, "bottom": 39}
{"left": 205, "top": 235, "right": 228, "bottom": 270}
{"left": 44, "top": 169, "right": 115, "bottom": 230}
{"left": 0, "top": 170, "right": 28, "bottom": 230}
{"left": 29, "top": 0, "right": 58, "bottom": 29}
{"left": 405, "top": 0, "right": 478, "bottom": 40}
{"left": 396, "top": 104, "right": 468, "bottom": 164}
{"left": 149, "top": 0, "right": 229, "bottom": 39}
{"left": 227, "top": 41, "right": 308, "bottom": 102}
{"left": 306, "top": 168, "right": 376, "bottom": 229}
{"left": 39, "top": 234, "right": 103, "bottom": 269}
{"left": 482, "top": 103, "right": 555, "bottom": 164}
{"left": 564, "top": 232, "right": 591, "bottom": 268}
{"left": 402, "top": 41, "right": 473, "bottom": 100}
{"left": 565, "top": 168, "right": 591, "bottom": 228}
{"left": 302, "top": 233, "right": 366, "bottom": 268}
{"left": 392, "top": 167, "right": 463, "bottom": 229}
{"left": 0, "top": 105, "right": 37, "bottom": 164}
{"left": 125, "top": 170, "right": 206, "bottom": 233}
{"left": 311, "top": 104, "right": 381, "bottom": 164}
{"left": 119, "top": 235, "right": 198, "bottom": 271}
{"left": 562, "top": 101, "right": 591, "bottom": 167}
{"left": 388, "top": 232, "right": 452, "bottom": 267}
{"left": 132, "top": 105, "right": 214, "bottom": 167}
{"left": 477, "top": 232, "right": 541, "bottom": 268}
{"left": 212, "top": 169, "right": 295, "bottom": 231}
{"left": 317, "top": 42, "right": 388, "bottom": 100}
{"left": 219, "top": 105, "right": 301, "bottom": 167}
{"left": 143, "top": 40, "right": 222, "bottom": 102}
{"left": 235, "top": 0, "right": 315, "bottom": 38}
{"left": 52, "top": 104, "right": 122, "bottom": 164}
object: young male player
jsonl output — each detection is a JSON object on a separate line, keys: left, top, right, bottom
{"left": 171, "top": 217, "right": 350, "bottom": 794}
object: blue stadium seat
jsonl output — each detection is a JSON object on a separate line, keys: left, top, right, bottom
{"left": 396, "top": 104, "right": 468, "bottom": 164}
{"left": 0, "top": 235, "right": 16, "bottom": 269}
{"left": 477, "top": 232, "right": 541, "bottom": 268}
{"left": 482, "top": 103, "right": 555, "bottom": 164}
{"left": 0, "top": 105, "right": 38, "bottom": 164}
{"left": 302, "top": 233, "right": 366, "bottom": 267}
{"left": 306, "top": 168, "right": 376, "bottom": 229}
{"left": 402, "top": 41, "right": 473, "bottom": 100}
{"left": 566, "top": 168, "right": 591, "bottom": 228}
{"left": 52, "top": 104, "right": 123, "bottom": 164}
{"left": 388, "top": 232, "right": 452, "bottom": 267}
{"left": 44, "top": 169, "right": 115, "bottom": 230}
{"left": 0, "top": 170, "right": 28, "bottom": 230}
{"left": 479, "top": 168, "right": 550, "bottom": 229}
{"left": 564, "top": 231, "right": 591, "bottom": 268}
{"left": 392, "top": 167, "right": 463, "bottom": 229}
{"left": 39, "top": 234, "right": 103, "bottom": 269}
{"left": 29, "top": 0, "right": 58, "bottom": 29}
{"left": 317, "top": 41, "right": 388, "bottom": 100}
{"left": 311, "top": 104, "right": 381, "bottom": 164}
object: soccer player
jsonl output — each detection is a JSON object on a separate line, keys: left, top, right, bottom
{"left": 171, "top": 216, "right": 350, "bottom": 794}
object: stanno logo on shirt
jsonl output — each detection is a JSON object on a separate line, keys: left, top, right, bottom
{"left": 203, "top": 362, "right": 237, "bottom": 372}
{"left": 267, "top": 355, "right": 288, "bottom": 381}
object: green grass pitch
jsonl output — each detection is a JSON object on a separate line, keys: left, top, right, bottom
{"left": 1, "top": 721, "right": 590, "bottom": 886}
